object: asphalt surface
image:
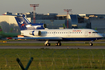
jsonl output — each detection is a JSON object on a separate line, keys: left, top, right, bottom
{"left": 0, "top": 40, "right": 105, "bottom": 49}
{"left": 6, "top": 40, "right": 105, "bottom": 43}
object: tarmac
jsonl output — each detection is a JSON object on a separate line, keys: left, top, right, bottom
{"left": 0, "top": 40, "right": 105, "bottom": 49}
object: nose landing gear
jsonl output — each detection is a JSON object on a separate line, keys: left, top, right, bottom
{"left": 89, "top": 42, "right": 93, "bottom": 46}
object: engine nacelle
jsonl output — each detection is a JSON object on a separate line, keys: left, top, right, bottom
{"left": 29, "top": 31, "right": 41, "bottom": 36}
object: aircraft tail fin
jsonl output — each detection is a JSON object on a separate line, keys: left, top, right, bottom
{"left": 15, "top": 16, "right": 28, "bottom": 30}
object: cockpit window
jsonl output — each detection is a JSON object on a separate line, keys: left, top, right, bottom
{"left": 93, "top": 32, "right": 98, "bottom": 33}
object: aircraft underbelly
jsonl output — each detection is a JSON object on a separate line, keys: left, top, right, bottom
{"left": 62, "top": 37, "right": 102, "bottom": 41}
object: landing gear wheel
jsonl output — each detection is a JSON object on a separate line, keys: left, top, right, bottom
{"left": 55, "top": 43, "right": 61, "bottom": 46}
{"left": 48, "top": 43, "right": 50, "bottom": 46}
{"left": 58, "top": 43, "right": 61, "bottom": 46}
{"left": 55, "top": 43, "right": 58, "bottom": 46}
{"left": 45, "top": 43, "right": 50, "bottom": 46}
{"left": 89, "top": 43, "right": 93, "bottom": 46}
{"left": 45, "top": 40, "right": 50, "bottom": 46}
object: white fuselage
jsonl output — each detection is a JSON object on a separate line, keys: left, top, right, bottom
{"left": 21, "top": 29, "right": 103, "bottom": 41}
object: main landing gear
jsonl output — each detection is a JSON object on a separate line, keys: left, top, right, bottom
{"left": 55, "top": 41, "right": 61, "bottom": 46}
{"left": 45, "top": 41, "right": 61, "bottom": 46}
{"left": 85, "top": 41, "right": 93, "bottom": 46}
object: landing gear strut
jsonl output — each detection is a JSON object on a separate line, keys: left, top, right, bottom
{"left": 45, "top": 40, "right": 50, "bottom": 46}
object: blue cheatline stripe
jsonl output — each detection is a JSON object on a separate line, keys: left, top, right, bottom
{"left": 14, "top": 37, "right": 62, "bottom": 40}
{"left": 14, "top": 37, "right": 103, "bottom": 41}
{"left": 62, "top": 37, "right": 102, "bottom": 41}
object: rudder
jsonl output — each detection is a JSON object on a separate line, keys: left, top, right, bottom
{"left": 15, "top": 16, "right": 28, "bottom": 30}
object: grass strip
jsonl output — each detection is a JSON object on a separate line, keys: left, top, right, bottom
{"left": 0, "top": 49, "right": 105, "bottom": 70}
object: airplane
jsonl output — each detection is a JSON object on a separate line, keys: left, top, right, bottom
{"left": 0, "top": 26, "right": 20, "bottom": 39}
{"left": 15, "top": 16, "right": 103, "bottom": 46}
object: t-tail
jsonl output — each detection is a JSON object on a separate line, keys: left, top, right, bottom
{"left": 22, "top": 15, "right": 46, "bottom": 29}
{"left": 15, "top": 15, "right": 46, "bottom": 30}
